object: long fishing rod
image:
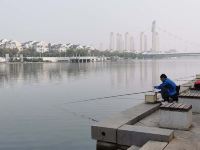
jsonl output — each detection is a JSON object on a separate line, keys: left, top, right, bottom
{"left": 63, "top": 75, "right": 197, "bottom": 105}
{"left": 174, "top": 75, "right": 195, "bottom": 81}
{"left": 65, "top": 90, "right": 153, "bottom": 104}
{"left": 176, "top": 79, "right": 195, "bottom": 81}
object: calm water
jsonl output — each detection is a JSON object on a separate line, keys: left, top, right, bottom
{"left": 0, "top": 57, "right": 199, "bottom": 150}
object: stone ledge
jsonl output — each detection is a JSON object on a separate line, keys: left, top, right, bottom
{"left": 117, "top": 125, "right": 174, "bottom": 146}
{"left": 91, "top": 103, "right": 160, "bottom": 143}
{"left": 139, "top": 141, "right": 168, "bottom": 150}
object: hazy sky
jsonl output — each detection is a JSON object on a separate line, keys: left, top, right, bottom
{"left": 1, "top": 0, "right": 200, "bottom": 51}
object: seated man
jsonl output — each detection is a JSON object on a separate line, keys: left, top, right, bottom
{"left": 154, "top": 74, "right": 178, "bottom": 102}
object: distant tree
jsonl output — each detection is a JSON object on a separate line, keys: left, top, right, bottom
{"left": 0, "top": 48, "right": 19, "bottom": 57}
{"left": 20, "top": 48, "right": 39, "bottom": 57}
{"left": 66, "top": 48, "right": 75, "bottom": 57}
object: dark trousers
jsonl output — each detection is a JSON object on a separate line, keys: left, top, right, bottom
{"left": 161, "top": 87, "right": 178, "bottom": 102}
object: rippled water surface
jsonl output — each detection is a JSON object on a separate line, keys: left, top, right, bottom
{"left": 0, "top": 57, "right": 199, "bottom": 150}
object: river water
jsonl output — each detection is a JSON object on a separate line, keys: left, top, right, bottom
{"left": 0, "top": 57, "right": 199, "bottom": 150}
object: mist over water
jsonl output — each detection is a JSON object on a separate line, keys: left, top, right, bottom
{"left": 0, "top": 57, "right": 199, "bottom": 149}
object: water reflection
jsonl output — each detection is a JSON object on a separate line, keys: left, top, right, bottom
{"left": 0, "top": 62, "right": 142, "bottom": 89}
{"left": 0, "top": 58, "right": 192, "bottom": 89}
{"left": 0, "top": 63, "right": 102, "bottom": 87}
{"left": 152, "top": 59, "right": 159, "bottom": 87}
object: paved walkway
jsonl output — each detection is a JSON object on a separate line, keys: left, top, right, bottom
{"left": 135, "top": 111, "right": 200, "bottom": 150}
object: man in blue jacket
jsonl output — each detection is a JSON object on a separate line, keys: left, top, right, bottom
{"left": 154, "top": 74, "right": 178, "bottom": 102}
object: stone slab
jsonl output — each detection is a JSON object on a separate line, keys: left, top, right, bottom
{"left": 117, "top": 125, "right": 174, "bottom": 147}
{"left": 179, "top": 97, "right": 200, "bottom": 113}
{"left": 164, "top": 139, "right": 200, "bottom": 150}
{"left": 139, "top": 141, "right": 168, "bottom": 150}
{"left": 127, "top": 145, "right": 140, "bottom": 150}
{"left": 91, "top": 103, "right": 160, "bottom": 143}
{"left": 159, "top": 109, "right": 192, "bottom": 130}
{"left": 160, "top": 103, "right": 192, "bottom": 111}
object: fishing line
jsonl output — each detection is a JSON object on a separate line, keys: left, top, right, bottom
{"left": 65, "top": 90, "right": 153, "bottom": 104}
{"left": 53, "top": 104, "right": 99, "bottom": 122}
{"left": 115, "top": 97, "right": 144, "bottom": 100}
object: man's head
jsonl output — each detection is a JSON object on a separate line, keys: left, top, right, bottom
{"left": 160, "top": 74, "right": 167, "bottom": 82}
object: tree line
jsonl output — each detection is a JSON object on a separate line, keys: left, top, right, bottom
{"left": 0, "top": 48, "right": 138, "bottom": 59}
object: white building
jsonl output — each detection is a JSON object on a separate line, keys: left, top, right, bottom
{"left": 32, "top": 41, "right": 48, "bottom": 53}
{"left": 85, "top": 45, "right": 95, "bottom": 50}
{"left": 51, "top": 44, "right": 67, "bottom": 52}
{"left": 0, "top": 39, "right": 22, "bottom": 51}
{"left": 22, "top": 41, "right": 36, "bottom": 49}
{"left": 0, "top": 39, "right": 9, "bottom": 45}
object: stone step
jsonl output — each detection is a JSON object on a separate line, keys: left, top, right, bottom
{"left": 117, "top": 125, "right": 174, "bottom": 147}
{"left": 139, "top": 141, "right": 168, "bottom": 150}
{"left": 91, "top": 103, "right": 160, "bottom": 143}
{"left": 127, "top": 145, "right": 140, "bottom": 150}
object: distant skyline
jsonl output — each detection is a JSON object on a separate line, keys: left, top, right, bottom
{"left": 1, "top": 0, "right": 200, "bottom": 51}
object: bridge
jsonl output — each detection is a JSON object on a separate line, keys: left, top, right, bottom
{"left": 141, "top": 52, "right": 200, "bottom": 58}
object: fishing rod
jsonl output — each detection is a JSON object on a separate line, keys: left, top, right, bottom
{"left": 65, "top": 90, "right": 153, "bottom": 104}
{"left": 116, "top": 97, "right": 145, "bottom": 100}
{"left": 64, "top": 75, "right": 196, "bottom": 105}
{"left": 174, "top": 75, "right": 195, "bottom": 81}
{"left": 176, "top": 79, "right": 195, "bottom": 81}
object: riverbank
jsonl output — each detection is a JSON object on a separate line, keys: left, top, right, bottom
{"left": 91, "top": 75, "right": 200, "bottom": 150}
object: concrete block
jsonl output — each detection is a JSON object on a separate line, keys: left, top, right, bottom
{"left": 92, "top": 125, "right": 117, "bottom": 143}
{"left": 145, "top": 92, "right": 157, "bottom": 104}
{"left": 117, "top": 125, "right": 174, "bottom": 147}
{"left": 139, "top": 141, "right": 168, "bottom": 150}
{"left": 159, "top": 109, "right": 192, "bottom": 130}
{"left": 179, "top": 98, "right": 200, "bottom": 113}
{"left": 127, "top": 145, "right": 140, "bottom": 150}
{"left": 91, "top": 103, "right": 160, "bottom": 143}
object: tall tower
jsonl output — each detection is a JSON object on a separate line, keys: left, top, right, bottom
{"left": 109, "top": 32, "right": 114, "bottom": 51}
{"left": 152, "top": 20, "right": 156, "bottom": 51}
{"left": 124, "top": 32, "right": 129, "bottom": 51}
{"left": 130, "top": 36, "right": 134, "bottom": 52}
{"left": 140, "top": 32, "right": 144, "bottom": 52}
{"left": 156, "top": 32, "right": 159, "bottom": 51}
{"left": 116, "top": 33, "right": 120, "bottom": 51}
{"left": 144, "top": 34, "right": 147, "bottom": 51}
{"left": 119, "top": 34, "right": 123, "bottom": 52}
{"left": 99, "top": 43, "right": 103, "bottom": 51}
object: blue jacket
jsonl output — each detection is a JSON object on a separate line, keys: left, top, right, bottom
{"left": 154, "top": 78, "right": 176, "bottom": 96}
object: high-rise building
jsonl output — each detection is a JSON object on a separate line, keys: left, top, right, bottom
{"left": 116, "top": 33, "right": 120, "bottom": 51}
{"left": 119, "top": 34, "right": 124, "bottom": 51}
{"left": 124, "top": 32, "right": 129, "bottom": 51}
{"left": 156, "top": 32, "right": 159, "bottom": 51}
{"left": 99, "top": 43, "right": 103, "bottom": 51}
{"left": 144, "top": 34, "right": 147, "bottom": 51}
{"left": 152, "top": 20, "right": 156, "bottom": 51}
{"left": 109, "top": 32, "right": 115, "bottom": 51}
{"left": 140, "top": 32, "right": 144, "bottom": 52}
{"left": 130, "top": 36, "right": 134, "bottom": 52}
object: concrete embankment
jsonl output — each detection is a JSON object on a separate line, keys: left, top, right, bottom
{"left": 91, "top": 74, "right": 200, "bottom": 150}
